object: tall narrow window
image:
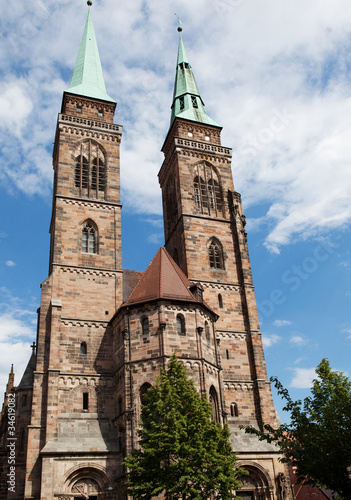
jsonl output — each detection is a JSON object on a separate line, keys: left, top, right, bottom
{"left": 177, "top": 314, "right": 186, "bottom": 335}
{"left": 91, "top": 158, "right": 105, "bottom": 192}
{"left": 80, "top": 342, "right": 87, "bottom": 355}
{"left": 75, "top": 155, "right": 89, "bottom": 189}
{"left": 209, "top": 386, "right": 220, "bottom": 422}
{"left": 83, "top": 392, "right": 89, "bottom": 410}
{"left": 230, "top": 403, "right": 239, "bottom": 417}
{"left": 140, "top": 383, "right": 152, "bottom": 406}
{"left": 218, "top": 294, "right": 223, "bottom": 309}
{"left": 141, "top": 317, "right": 149, "bottom": 336}
{"left": 193, "top": 163, "right": 222, "bottom": 215}
{"left": 179, "top": 96, "right": 185, "bottom": 111}
{"left": 208, "top": 238, "right": 224, "bottom": 269}
{"left": 191, "top": 96, "right": 198, "bottom": 108}
{"left": 74, "top": 141, "right": 106, "bottom": 197}
{"left": 82, "top": 222, "right": 97, "bottom": 254}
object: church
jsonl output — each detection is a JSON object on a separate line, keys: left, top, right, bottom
{"left": 0, "top": 4, "right": 293, "bottom": 499}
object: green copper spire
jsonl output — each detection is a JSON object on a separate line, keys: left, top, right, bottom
{"left": 170, "top": 29, "right": 220, "bottom": 127}
{"left": 66, "top": 5, "right": 115, "bottom": 103}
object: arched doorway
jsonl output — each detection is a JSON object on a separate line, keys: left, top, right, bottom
{"left": 238, "top": 463, "right": 273, "bottom": 500}
{"left": 72, "top": 478, "right": 99, "bottom": 499}
{"left": 62, "top": 465, "right": 114, "bottom": 500}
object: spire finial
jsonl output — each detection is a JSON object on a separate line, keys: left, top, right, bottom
{"left": 175, "top": 13, "right": 182, "bottom": 33}
{"left": 87, "top": 1, "right": 92, "bottom": 6}
{"left": 31, "top": 342, "right": 36, "bottom": 354}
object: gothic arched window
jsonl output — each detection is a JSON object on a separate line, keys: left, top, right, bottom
{"left": 209, "top": 386, "right": 220, "bottom": 422}
{"left": 80, "top": 342, "right": 87, "bottom": 355}
{"left": 82, "top": 221, "right": 97, "bottom": 254}
{"left": 74, "top": 141, "right": 106, "bottom": 196}
{"left": 218, "top": 293, "right": 223, "bottom": 309}
{"left": 141, "top": 317, "right": 149, "bottom": 336}
{"left": 177, "top": 314, "right": 186, "bottom": 335}
{"left": 75, "top": 155, "right": 89, "bottom": 189}
{"left": 140, "top": 383, "right": 152, "bottom": 406}
{"left": 193, "top": 163, "right": 222, "bottom": 215}
{"left": 208, "top": 238, "right": 224, "bottom": 269}
{"left": 91, "top": 157, "right": 105, "bottom": 192}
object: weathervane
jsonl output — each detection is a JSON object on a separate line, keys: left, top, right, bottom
{"left": 174, "top": 13, "right": 182, "bottom": 33}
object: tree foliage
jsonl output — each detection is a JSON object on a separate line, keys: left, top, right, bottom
{"left": 124, "top": 354, "right": 247, "bottom": 499}
{"left": 244, "top": 358, "right": 351, "bottom": 499}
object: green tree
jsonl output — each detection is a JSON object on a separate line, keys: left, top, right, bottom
{"left": 124, "top": 354, "right": 247, "bottom": 499}
{"left": 244, "top": 358, "right": 351, "bottom": 499}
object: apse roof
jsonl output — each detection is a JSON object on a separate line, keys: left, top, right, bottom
{"left": 124, "top": 247, "right": 202, "bottom": 307}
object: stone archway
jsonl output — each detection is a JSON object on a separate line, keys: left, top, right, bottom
{"left": 59, "top": 465, "right": 113, "bottom": 500}
{"left": 238, "top": 462, "right": 274, "bottom": 500}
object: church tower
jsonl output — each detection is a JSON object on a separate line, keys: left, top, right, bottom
{"left": 0, "top": 9, "right": 294, "bottom": 500}
{"left": 159, "top": 27, "right": 291, "bottom": 499}
{"left": 24, "top": 6, "right": 122, "bottom": 499}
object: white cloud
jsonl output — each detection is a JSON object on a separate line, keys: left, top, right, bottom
{"left": 262, "top": 333, "right": 281, "bottom": 347}
{"left": 0, "top": 313, "right": 35, "bottom": 343}
{"left": 290, "top": 335, "right": 308, "bottom": 346}
{"left": 290, "top": 367, "right": 316, "bottom": 389}
{"left": 147, "top": 233, "right": 164, "bottom": 245}
{"left": 0, "top": 83, "right": 33, "bottom": 136}
{"left": 6, "top": 260, "right": 16, "bottom": 267}
{"left": 273, "top": 320, "right": 292, "bottom": 327}
{"left": 1, "top": 0, "right": 351, "bottom": 244}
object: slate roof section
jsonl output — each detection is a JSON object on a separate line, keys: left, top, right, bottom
{"left": 17, "top": 352, "right": 36, "bottom": 390}
{"left": 124, "top": 247, "right": 199, "bottom": 306}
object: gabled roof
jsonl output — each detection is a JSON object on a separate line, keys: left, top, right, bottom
{"left": 17, "top": 352, "right": 36, "bottom": 390}
{"left": 66, "top": 7, "right": 115, "bottom": 103}
{"left": 169, "top": 32, "right": 220, "bottom": 128}
{"left": 124, "top": 247, "right": 200, "bottom": 306}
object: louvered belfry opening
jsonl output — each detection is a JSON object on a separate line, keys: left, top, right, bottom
{"left": 75, "top": 140, "right": 106, "bottom": 198}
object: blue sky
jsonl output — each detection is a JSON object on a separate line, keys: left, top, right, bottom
{"left": 1, "top": 0, "right": 351, "bottom": 423}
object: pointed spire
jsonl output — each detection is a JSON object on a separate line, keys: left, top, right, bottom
{"left": 66, "top": 4, "right": 115, "bottom": 103}
{"left": 170, "top": 28, "right": 220, "bottom": 128}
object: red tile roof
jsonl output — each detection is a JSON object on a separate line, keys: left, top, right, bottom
{"left": 124, "top": 247, "right": 199, "bottom": 306}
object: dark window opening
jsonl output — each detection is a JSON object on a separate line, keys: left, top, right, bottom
{"left": 76, "top": 105, "right": 82, "bottom": 113}
{"left": 91, "top": 158, "right": 105, "bottom": 192}
{"left": 83, "top": 392, "right": 89, "bottom": 410}
{"left": 177, "top": 315, "right": 186, "bottom": 335}
{"left": 179, "top": 96, "right": 185, "bottom": 111}
{"left": 193, "top": 164, "right": 223, "bottom": 215}
{"left": 140, "top": 383, "right": 152, "bottom": 406}
{"left": 226, "top": 349, "right": 230, "bottom": 359}
{"left": 191, "top": 96, "right": 198, "bottom": 108}
{"left": 209, "top": 386, "right": 220, "bottom": 422}
{"left": 22, "top": 394, "right": 28, "bottom": 407}
{"left": 208, "top": 238, "right": 224, "bottom": 269}
{"left": 230, "top": 403, "right": 239, "bottom": 417}
{"left": 75, "top": 155, "right": 89, "bottom": 189}
{"left": 80, "top": 342, "right": 87, "bottom": 355}
{"left": 218, "top": 293, "right": 223, "bottom": 309}
{"left": 98, "top": 109, "right": 104, "bottom": 117}
{"left": 142, "top": 317, "right": 149, "bottom": 336}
